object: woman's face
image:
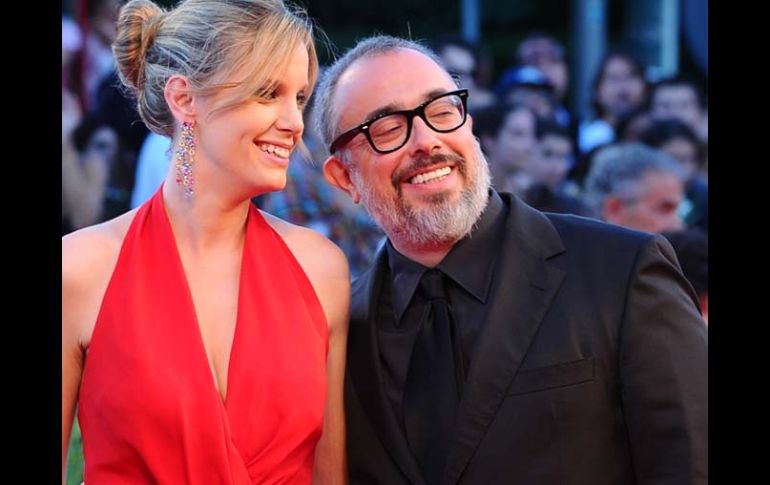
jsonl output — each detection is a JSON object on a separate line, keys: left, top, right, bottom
{"left": 597, "top": 57, "right": 646, "bottom": 121}
{"left": 192, "top": 44, "right": 311, "bottom": 199}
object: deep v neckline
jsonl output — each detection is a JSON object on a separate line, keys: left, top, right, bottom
{"left": 78, "top": 185, "right": 331, "bottom": 483}
{"left": 157, "top": 193, "right": 249, "bottom": 406}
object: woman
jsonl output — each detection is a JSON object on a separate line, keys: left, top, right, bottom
{"left": 62, "top": 1, "right": 349, "bottom": 483}
{"left": 578, "top": 50, "right": 648, "bottom": 155}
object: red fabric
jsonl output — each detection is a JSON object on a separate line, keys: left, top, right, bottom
{"left": 78, "top": 188, "right": 329, "bottom": 484}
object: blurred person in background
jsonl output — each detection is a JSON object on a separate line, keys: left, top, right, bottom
{"left": 130, "top": 131, "right": 173, "bottom": 208}
{"left": 516, "top": 33, "right": 569, "bottom": 104}
{"left": 473, "top": 102, "right": 539, "bottom": 194}
{"left": 615, "top": 105, "right": 653, "bottom": 143}
{"left": 62, "top": 99, "right": 115, "bottom": 234}
{"left": 642, "top": 119, "right": 708, "bottom": 232}
{"left": 515, "top": 32, "right": 572, "bottom": 129}
{"left": 431, "top": 35, "right": 495, "bottom": 111}
{"left": 579, "top": 50, "right": 648, "bottom": 155}
{"left": 584, "top": 143, "right": 686, "bottom": 234}
{"left": 649, "top": 76, "right": 708, "bottom": 144}
{"left": 529, "top": 117, "right": 575, "bottom": 191}
{"left": 81, "top": 0, "right": 151, "bottom": 217}
{"left": 495, "top": 65, "right": 557, "bottom": 122}
{"left": 572, "top": 104, "right": 654, "bottom": 187}
{"left": 79, "top": 0, "right": 122, "bottom": 109}
{"left": 62, "top": 15, "right": 83, "bottom": 89}
{"left": 521, "top": 118, "right": 592, "bottom": 216}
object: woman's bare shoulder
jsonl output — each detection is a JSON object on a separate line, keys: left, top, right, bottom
{"left": 62, "top": 209, "right": 139, "bottom": 280}
{"left": 260, "top": 212, "right": 351, "bottom": 331}
{"left": 260, "top": 211, "right": 350, "bottom": 283}
{"left": 62, "top": 209, "right": 139, "bottom": 346}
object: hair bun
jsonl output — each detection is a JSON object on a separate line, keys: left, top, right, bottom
{"left": 113, "top": 0, "right": 165, "bottom": 92}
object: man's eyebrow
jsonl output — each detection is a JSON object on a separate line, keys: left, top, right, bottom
{"left": 362, "top": 88, "right": 452, "bottom": 122}
{"left": 363, "top": 103, "right": 400, "bottom": 123}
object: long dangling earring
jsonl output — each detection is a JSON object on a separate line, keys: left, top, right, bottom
{"left": 175, "top": 121, "right": 196, "bottom": 197}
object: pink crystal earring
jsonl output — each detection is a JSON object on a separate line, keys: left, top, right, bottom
{"left": 175, "top": 121, "right": 196, "bottom": 197}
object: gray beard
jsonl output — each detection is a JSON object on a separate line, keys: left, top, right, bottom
{"left": 351, "top": 143, "right": 492, "bottom": 249}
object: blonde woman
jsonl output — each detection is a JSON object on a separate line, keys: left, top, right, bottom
{"left": 62, "top": 1, "right": 348, "bottom": 482}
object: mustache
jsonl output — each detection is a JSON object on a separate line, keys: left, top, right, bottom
{"left": 391, "top": 152, "right": 467, "bottom": 189}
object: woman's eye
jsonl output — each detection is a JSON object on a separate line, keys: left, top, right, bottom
{"left": 257, "top": 89, "right": 278, "bottom": 101}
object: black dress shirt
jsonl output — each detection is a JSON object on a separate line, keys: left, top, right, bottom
{"left": 376, "top": 191, "right": 507, "bottom": 425}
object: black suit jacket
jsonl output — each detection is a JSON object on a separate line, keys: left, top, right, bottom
{"left": 345, "top": 193, "right": 707, "bottom": 485}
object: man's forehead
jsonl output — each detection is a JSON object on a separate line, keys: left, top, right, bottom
{"left": 333, "top": 48, "right": 455, "bottom": 126}
{"left": 338, "top": 50, "right": 450, "bottom": 94}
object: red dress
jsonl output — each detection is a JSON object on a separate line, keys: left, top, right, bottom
{"left": 78, "top": 189, "right": 329, "bottom": 484}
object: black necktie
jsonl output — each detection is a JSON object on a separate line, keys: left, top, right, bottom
{"left": 403, "top": 269, "right": 464, "bottom": 485}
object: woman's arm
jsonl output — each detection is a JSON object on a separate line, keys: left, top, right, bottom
{"left": 312, "top": 266, "right": 350, "bottom": 484}
{"left": 261, "top": 216, "right": 351, "bottom": 484}
{"left": 61, "top": 224, "right": 126, "bottom": 484}
{"left": 313, "top": 243, "right": 350, "bottom": 485}
{"left": 62, "top": 236, "right": 87, "bottom": 484}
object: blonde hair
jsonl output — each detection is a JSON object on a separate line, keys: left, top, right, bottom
{"left": 113, "top": 0, "right": 319, "bottom": 137}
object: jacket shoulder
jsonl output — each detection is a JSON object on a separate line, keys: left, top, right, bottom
{"left": 350, "top": 249, "right": 388, "bottom": 324}
{"left": 545, "top": 212, "right": 656, "bottom": 252}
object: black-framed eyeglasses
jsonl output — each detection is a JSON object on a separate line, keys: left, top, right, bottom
{"left": 329, "top": 89, "right": 469, "bottom": 155}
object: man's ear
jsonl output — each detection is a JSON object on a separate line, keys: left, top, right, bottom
{"left": 164, "top": 75, "right": 196, "bottom": 124}
{"left": 323, "top": 156, "right": 361, "bottom": 204}
{"left": 603, "top": 196, "right": 626, "bottom": 225}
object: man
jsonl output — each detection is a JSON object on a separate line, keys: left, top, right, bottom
{"left": 521, "top": 118, "right": 592, "bottom": 217}
{"left": 584, "top": 143, "right": 687, "bottom": 234}
{"left": 514, "top": 33, "right": 573, "bottom": 129}
{"left": 649, "top": 76, "right": 707, "bottom": 143}
{"left": 516, "top": 33, "right": 569, "bottom": 107}
{"left": 473, "top": 102, "right": 538, "bottom": 195}
{"left": 531, "top": 118, "right": 575, "bottom": 191}
{"left": 495, "top": 65, "right": 556, "bottom": 121}
{"left": 314, "top": 35, "right": 707, "bottom": 485}
{"left": 642, "top": 119, "right": 708, "bottom": 232}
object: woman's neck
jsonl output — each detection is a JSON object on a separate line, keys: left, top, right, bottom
{"left": 162, "top": 181, "right": 251, "bottom": 254}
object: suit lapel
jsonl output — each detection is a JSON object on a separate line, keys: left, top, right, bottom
{"left": 348, "top": 248, "right": 425, "bottom": 485}
{"left": 445, "top": 194, "right": 567, "bottom": 485}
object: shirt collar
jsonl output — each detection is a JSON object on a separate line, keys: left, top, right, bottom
{"left": 386, "top": 190, "right": 506, "bottom": 324}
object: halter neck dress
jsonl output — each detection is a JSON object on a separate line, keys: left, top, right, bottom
{"left": 77, "top": 188, "right": 329, "bottom": 484}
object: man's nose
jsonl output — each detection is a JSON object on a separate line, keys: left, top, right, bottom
{"left": 405, "top": 115, "right": 442, "bottom": 156}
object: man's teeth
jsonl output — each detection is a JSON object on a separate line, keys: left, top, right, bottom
{"left": 259, "top": 144, "right": 290, "bottom": 158}
{"left": 410, "top": 166, "right": 452, "bottom": 184}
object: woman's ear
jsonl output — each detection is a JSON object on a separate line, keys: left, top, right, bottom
{"left": 323, "top": 156, "right": 361, "bottom": 204}
{"left": 164, "top": 75, "right": 196, "bottom": 124}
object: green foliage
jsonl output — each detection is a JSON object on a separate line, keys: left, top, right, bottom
{"left": 66, "top": 418, "right": 84, "bottom": 485}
